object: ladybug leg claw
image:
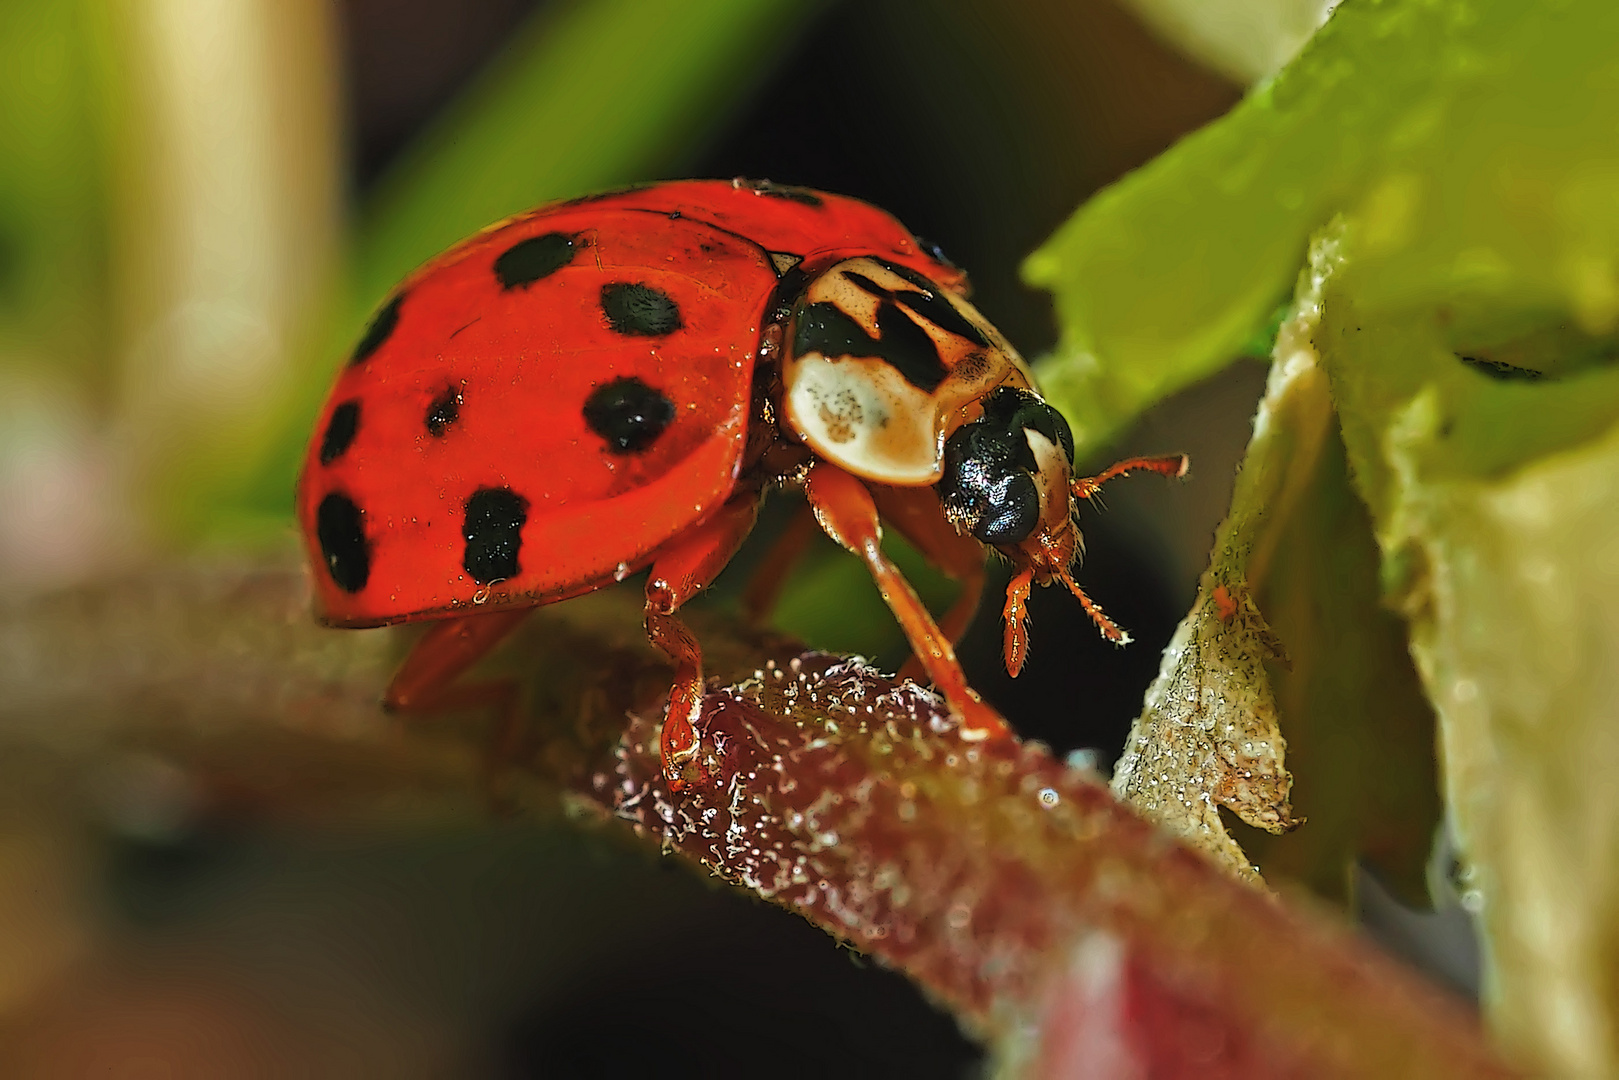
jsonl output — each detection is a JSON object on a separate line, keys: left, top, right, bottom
{"left": 644, "top": 496, "right": 761, "bottom": 789}
{"left": 805, "top": 463, "right": 1009, "bottom": 743}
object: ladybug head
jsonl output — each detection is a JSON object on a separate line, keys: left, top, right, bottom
{"left": 936, "top": 386, "right": 1081, "bottom": 573}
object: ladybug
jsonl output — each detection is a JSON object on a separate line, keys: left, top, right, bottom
{"left": 297, "top": 179, "right": 1185, "bottom": 786}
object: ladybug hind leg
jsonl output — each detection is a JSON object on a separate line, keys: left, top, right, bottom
{"left": 804, "top": 462, "right": 1008, "bottom": 743}
{"left": 383, "top": 607, "right": 535, "bottom": 803}
{"left": 643, "top": 495, "right": 761, "bottom": 789}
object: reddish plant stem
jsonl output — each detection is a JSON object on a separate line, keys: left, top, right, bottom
{"left": 576, "top": 653, "right": 1514, "bottom": 1078}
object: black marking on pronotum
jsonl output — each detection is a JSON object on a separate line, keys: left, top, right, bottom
{"left": 793, "top": 301, "right": 949, "bottom": 393}
{"left": 316, "top": 492, "right": 370, "bottom": 592}
{"left": 583, "top": 376, "right": 676, "bottom": 454}
{"left": 876, "top": 258, "right": 942, "bottom": 294}
{"left": 601, "top": 282, "right": 682, "bottom": 336}
{"left": 463, "top": 487, "right": 529, "bottom": 584}
{"left": 351, "top": 294, "right": 402, "bottom": 365}
{"left": 426, "top": 386, "right": 461, "bottom": 436}
{"left": 844, "top": 270, "right": 989, "bottom": 349}
{"left": 495, "top": 232, "right": 578, "bottom": 289}
{"left": 765, "top": 264, "right": 815, "bottom": 327}
{"left": 319, "top": 400, "right": 361, "bottom": 465}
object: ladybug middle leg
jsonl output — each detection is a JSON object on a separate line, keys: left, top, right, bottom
{"left": 804, "top": 461, "right": 1009, "bottom": 742}
{"left": 739, "top": 501, "right": 820, "bottom": 627}
{"left": 643, "top": 494, "right": 762, "bottom": 788}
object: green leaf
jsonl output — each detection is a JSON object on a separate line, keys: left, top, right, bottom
{"left": 1023, "top": 0, "right": 1619, "bottom": 462}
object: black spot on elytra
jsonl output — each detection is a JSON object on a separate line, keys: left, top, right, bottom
{"left": 463, "top": 487, "right": 529, "bottom": 584}
{"left": 583, "top": 377, "right": 676, "bottom": 454}
{"left": 601, "top": 283, "right": 682, "bottom": 336}
{"left": 316, "top": 492, "right": 369, "bottom": 592}
{"left": 495, "top": 232, "right": 577, "bottom": 289}
{"left": 844, "top": 271, "right": 989, "bottom": 349}
{"left": 319, "top": 400, "right": 360, "bottom": 465}
{"left": 351, "top": 294, "right": 402, "bottom": 365}
{"left": 426, "top": 387, "right": 461, "bottom": 436}
{"left": 793, "top": 301, "right": 949, "bottom": 393}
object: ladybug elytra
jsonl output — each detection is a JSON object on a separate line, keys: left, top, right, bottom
{"left": 297, "top": 179, "right": 1185, "bottom": 786}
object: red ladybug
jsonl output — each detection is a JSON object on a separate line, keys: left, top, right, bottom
{"left": 297, "top": 179, "right": 1184, "bottom": 786}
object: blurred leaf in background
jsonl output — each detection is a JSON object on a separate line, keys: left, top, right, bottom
{"left": 0, "top": 0, "right": 122, "bottom": 587}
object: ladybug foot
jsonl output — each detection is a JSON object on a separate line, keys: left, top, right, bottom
{"left": 658, "top": 679, "right": 711, "bottom": 792}
{"left": 950, "top": 690, "right": 1012, "bottom": 744}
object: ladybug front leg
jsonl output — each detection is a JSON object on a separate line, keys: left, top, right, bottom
{"left": 867, "top": 482, "right": 988, "bottom": 676}
{"left": 804, "top": 462, "right": 1009, "bottom": 742}
{"left": 644, "top": 495, "right": 762, "bottom": 788}
{"left": 1002, "top": 567, "right": 1035, "bottom": 677}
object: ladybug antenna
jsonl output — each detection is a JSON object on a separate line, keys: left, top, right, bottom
{"left": 1071, "top": 453, "right": 1189, "bottom": 503}
{"left": 1056, "top": 567, "right": 1130, "bottom": 646}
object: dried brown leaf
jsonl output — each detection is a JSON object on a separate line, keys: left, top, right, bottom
{"left": 1111, "top": 231, "right": 1344, "bottom": 876}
